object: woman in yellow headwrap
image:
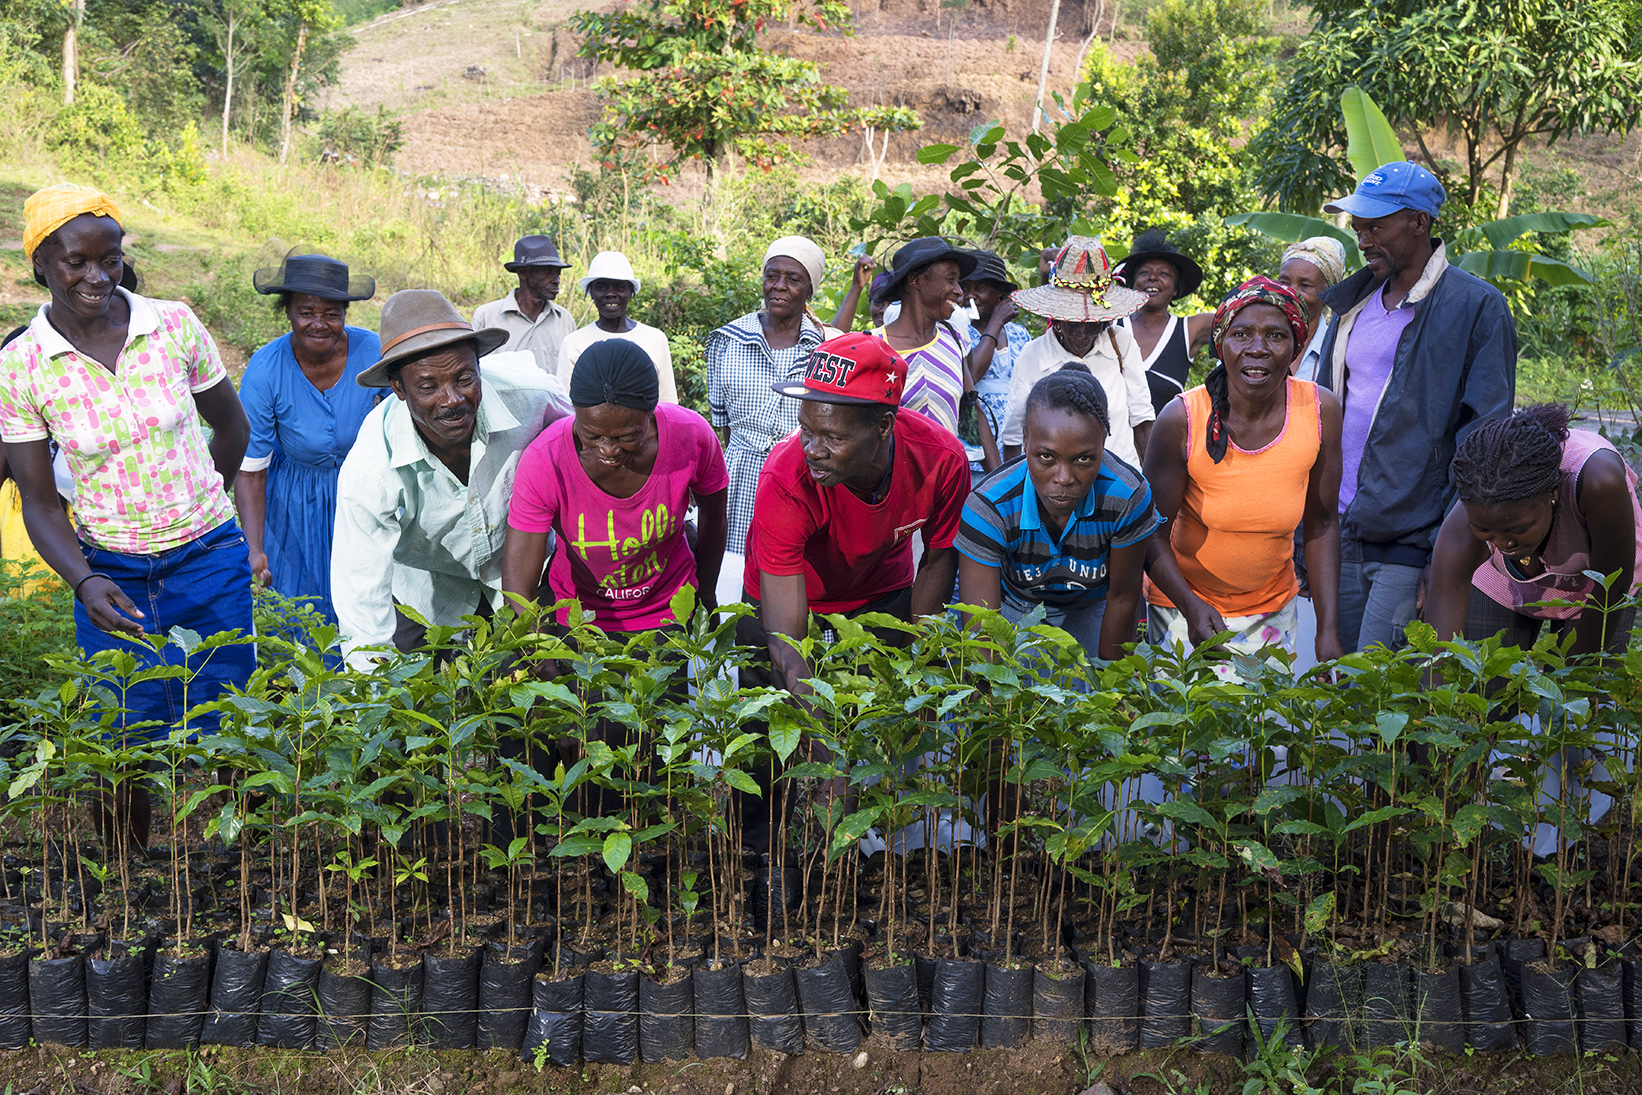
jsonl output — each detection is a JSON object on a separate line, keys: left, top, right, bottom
{"left": 1, "top": 182, "right": 256, "bottom": 849}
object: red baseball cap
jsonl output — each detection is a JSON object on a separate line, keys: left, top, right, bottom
{"left": 771, "top": 333, "right": 907, "bottom": 407}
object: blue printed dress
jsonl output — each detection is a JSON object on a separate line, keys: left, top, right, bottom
{"left": 238, "top": 326, "right": 382, "bottom": 625}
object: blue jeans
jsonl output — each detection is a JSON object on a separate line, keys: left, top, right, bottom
{"left": 75, "top": 519, "right": 256, "bottom": 740}
{"left": 1337, "top": 537, "right": 1422, "bottom": 653}
{"left": 1002, "top": 595, "right": 1107, "bottom": 657}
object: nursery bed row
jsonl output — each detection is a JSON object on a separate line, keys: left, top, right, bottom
{"left": 2, "top": 930, "right": 1640, "bottom": 1062}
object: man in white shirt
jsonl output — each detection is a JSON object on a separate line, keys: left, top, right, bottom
{"left": 999, "top": 322, "right": 1153, "bottom": 467}
{"left": 1000, "top": 236, "right": 1152, "bottom": 467}
{"left": 471, "top": 234, "right": 576, "bottom": 375}
{"left": 333, "top": 289, "right": 571, "bottom": 668}
{"left": 557, "top": 250, "right": 679, "bottom": 404}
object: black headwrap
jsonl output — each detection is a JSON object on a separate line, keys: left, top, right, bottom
{"left": 569, "top": 338, "right": 660, "bottom": 410}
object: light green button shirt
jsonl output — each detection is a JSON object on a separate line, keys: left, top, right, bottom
{"left": 332, "top": 352, "right": 571, "bottom": 667}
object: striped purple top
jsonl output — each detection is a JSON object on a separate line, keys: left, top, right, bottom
{"left": 874, "top": 322, "right": 965, "bottom": 437}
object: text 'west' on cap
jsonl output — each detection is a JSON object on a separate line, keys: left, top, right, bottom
{"left": 771, "top": 332, "right": 907, "bottom": 407}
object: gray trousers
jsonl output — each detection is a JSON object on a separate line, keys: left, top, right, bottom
{"left": 1337, "top": 536, "right": 1422, "bottom": 653}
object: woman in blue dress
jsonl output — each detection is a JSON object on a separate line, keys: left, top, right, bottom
{"left": 236, "top": 251, "right": 378, "bottom": 627}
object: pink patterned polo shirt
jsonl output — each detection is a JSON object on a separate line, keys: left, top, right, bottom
{"left": 0, "top": 289, "right": 235, "bottom": 554}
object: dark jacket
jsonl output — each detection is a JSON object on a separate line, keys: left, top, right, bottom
{"left": 1314, "top": 242, "right": 1516, "bottom": 565}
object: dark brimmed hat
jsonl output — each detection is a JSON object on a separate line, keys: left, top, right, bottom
{"left": 1114, "top": 229, "right": 1203, "bottom": 299}
{"left": 253, "top": 248, "right": 375, "bottom": 302}
{"left": 871, "top": 237, "right": 979, "bottom": 304}
{"left": 964, "top": 250, "right": 1018, "bottom": 293}
{"left": 771, "top": 333, "right": 907, "bottom": 407}
{"left": 357, "top": 289, "right": 507, "bottom": 388}
{"left": 504, "top": 234, "right": 571, "bottom": 272}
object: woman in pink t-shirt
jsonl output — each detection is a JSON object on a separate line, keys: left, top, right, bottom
{"left": 1427, "top": 403, "right": 1641, "bottom": 656}
{"left": 502, "top": 338, "right": 728, "bottom": 632}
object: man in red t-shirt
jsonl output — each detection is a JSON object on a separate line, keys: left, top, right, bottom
{"left": 741, "top": 332, "right": 970, "bottom": 691}
{"left": 736, "top": 333, "right": 969, "bottom": 850}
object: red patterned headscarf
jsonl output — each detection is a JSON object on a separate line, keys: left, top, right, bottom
{"left": 1202, "top": 277, "right": 1312, "bottom": 463}
{"left": 1210, "top": 275, "right": 1310, "bottom": 360}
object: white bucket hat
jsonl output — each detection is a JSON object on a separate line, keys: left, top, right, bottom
{"left": 577, "top": 250, "right": 641, "bottom": 294}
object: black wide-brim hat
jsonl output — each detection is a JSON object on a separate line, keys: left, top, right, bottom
{"left": 1114, "top": 228, "right": 1203, "bottom": 299}
{"left": 253, "top": 248, "right": 376, "bottom": 302}
{"left": 965, "top": 250, "right": 1019, "bottom": 293}
{"left": 872, "top": 237, "right": 980, "bottom": 304}
{"left": 504, "top": 234, "right": 571, "bottom": 272}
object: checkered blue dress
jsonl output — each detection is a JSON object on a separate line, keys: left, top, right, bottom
{"left": 705, "top": 312, "right": 826, "bottom": 552}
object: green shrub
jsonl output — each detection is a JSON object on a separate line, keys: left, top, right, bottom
{"left": 310, "top": 106, "right": 405, "bottom": 169}
{"left": 46, "top": 83, "right": 146, "bottom": 172}
{"left": 0, "top": 562, "right": 76, "bottom": 722}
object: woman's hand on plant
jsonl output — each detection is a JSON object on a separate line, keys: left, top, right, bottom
{"left": 249, "top": 548, "right": 271, "bottom": 587}
{"left": 1184, "top": 600, "right": 1227, "bottom": 646}
{"left": 80, "top": 576, "right": 145, "bottom": 635}
{"left": 1314, "top": 628, "right": 1345, "bottom": 665}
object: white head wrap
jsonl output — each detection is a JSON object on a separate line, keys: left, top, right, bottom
{"left": 763, "top": 235, "right": 824, "bottom": 297}
{"left": 1280, "top": 237, "right": 1348, "bottom": 287}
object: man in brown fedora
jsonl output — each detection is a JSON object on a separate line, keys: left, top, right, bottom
{"left": 472, "top": 234, "right": 576, "bottom": 375}
{"left": 332, "top": 289, "right": 571, "bottom": 667}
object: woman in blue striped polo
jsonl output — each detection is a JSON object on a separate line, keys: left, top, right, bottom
{"left": 955, "top": 364, "right": 1161, "bottom": 661}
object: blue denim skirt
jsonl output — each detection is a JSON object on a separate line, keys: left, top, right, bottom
{"left": 75, "top": 518, "right": 256, "bottom": 740}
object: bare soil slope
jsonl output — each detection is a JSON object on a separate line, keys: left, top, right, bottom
{"left": 329, "top": 0, "right": 1125, "bottom": 196}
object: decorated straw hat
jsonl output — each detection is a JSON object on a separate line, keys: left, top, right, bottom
{"left": 1012, "top": 237, "right": 1146, "bottom": 322}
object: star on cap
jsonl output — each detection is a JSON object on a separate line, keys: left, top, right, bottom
{"left": 885, "top": 370, "right": 897, "bottom": 385}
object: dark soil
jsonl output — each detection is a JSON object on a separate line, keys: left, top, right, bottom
{"left": 2, "top": 1039, "right": 1637, "bottom": 1095}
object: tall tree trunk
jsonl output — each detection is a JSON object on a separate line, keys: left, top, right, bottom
{"left": 221, "top": 17, "right": 237, "bottom": 159}
{"left": 279, "top": 20, "right": 308, "bottom": 165}
{"left": 62, "top": 0, "right": 83, "bottom": 106}
{"left": 1496, "top": 140, "right": 1519, "bottom": 221}
{"left": 1031, "top": 0, "right": 1061, "bottom": 136}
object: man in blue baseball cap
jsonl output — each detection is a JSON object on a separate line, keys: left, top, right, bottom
{"left": 1311, "top": 160, "right": 1516, "bottom": 654}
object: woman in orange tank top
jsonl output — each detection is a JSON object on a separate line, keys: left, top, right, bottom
{"left": 1143, "top": 277, "right": 1346, "bottom": 671}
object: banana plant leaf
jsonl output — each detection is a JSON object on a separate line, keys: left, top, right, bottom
{"left": 1454, "top": 250, "right": 1594, "bottom": 287}
{"left": 1223, "top": 212, "right": 1362, "bottom": 266}
{"left": 1452, "top": 212, "right": 1611, "bottom": 251}
{"left": 1341, "top": 86, "right": 1402, "bottom": 181}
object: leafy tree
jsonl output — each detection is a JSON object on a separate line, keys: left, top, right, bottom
{"left": 1075, "top": 0, "right": 1282, "bottom": 304}
{"left": 570, "top": 0, "right": 917, "bottom": 179}
{"left": 1232, "top": 87, "right": 1609, "bottom": 289}
{"left": 1249, "top": 0, "right": 1642, "bottom": 219}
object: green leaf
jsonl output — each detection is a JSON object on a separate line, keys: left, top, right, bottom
{"left": 1235, "top": 840, "right": 1282, "bottom": 873}
{"left": 767, "top": 716, "right": 801, "bottom": 763}
{"left": 1250, "top": 784, "right": 1302, "bottom": 817}
{"left": 721, "top": 767, "right": 761, "bottom": 796}
{"left": 916, "top": 143, "right": 962, "bottom": 164}
{"left": 1451, "top": 803, "right": 1491, "bottom": 847}
{"left": 1468, "top": 212, "right": 1609, "bottom": 250}
{"left": 1154, "top": 799, "right": 1217, "bottom": 829}
{"left": 1304, "top": 890, "right": 1335, "bottom": 935}
{"left": 619, "top": 869, "right": 649, "bottom": 904}
{"left": 1453, "top": 249, "right": 1594, "bottom": 286}
{"left": 1224, "top": 212, "right": 1360, "bottom": 266}
{"left": 1375, "top": 711, "right": 1409, "bottom": 747}
{"left": 1343, "top": 804, "right": 1414, "bottom": 833}
{"left": 1340, "top": 85, "right": 1401, "bottom": 181}
{"left": 602, "top": 831, "right": 633, "bottom": 875}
